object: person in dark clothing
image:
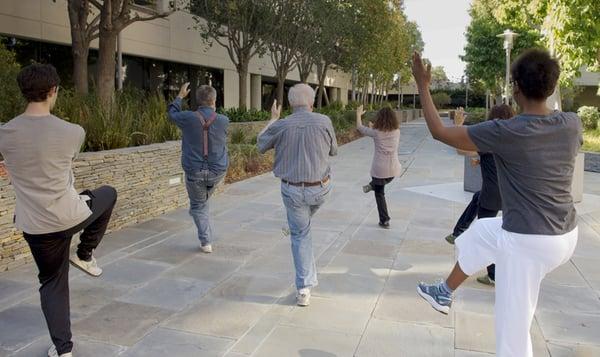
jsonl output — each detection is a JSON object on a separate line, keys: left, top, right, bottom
{"left": 444, "top": 104, "right": 515, "bottom": 286}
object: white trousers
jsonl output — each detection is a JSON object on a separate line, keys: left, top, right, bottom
{"left": 455, "top": 217, "right": 578, "bottom": 357}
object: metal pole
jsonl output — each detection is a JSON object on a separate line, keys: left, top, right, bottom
{"left": 397, "top": 73, "right": 401, "bottom": 109}
{"left": 465, "top": 78, "right": 469, "bottom": 110}
{"left": 505, "top": 46, "right": 510, "bottom": 104}
{"left": 117, "top": 31, "right": 123, "bottom": 90}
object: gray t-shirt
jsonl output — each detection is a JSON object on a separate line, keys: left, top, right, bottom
{"left": 467, "top": 111, "right": 582, "bottom": 235}
{"left": 0, "top": 114, "right": 92, "bottom": 234}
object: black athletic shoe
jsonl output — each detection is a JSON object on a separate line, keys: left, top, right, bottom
{"left": 379, "top": 221, "right": 390, "bottom": 229}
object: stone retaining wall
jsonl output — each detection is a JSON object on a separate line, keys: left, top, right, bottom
{"left": 0, "top": 141, "right": 190, "bottom": 271}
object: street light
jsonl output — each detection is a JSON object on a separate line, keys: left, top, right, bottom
{"left": 496, "top": 29, "right": 519, "bottom": 104}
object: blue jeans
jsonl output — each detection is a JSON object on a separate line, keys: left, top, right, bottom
{"left": 281, "top": 181, "right": 332, "bottom": 290}
{"left": 185, "top": 170, "right": 225, "bottom": 245}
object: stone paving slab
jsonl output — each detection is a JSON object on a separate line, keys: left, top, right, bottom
{"left": 1, "top": 119, "right": 600, "bottom": 356}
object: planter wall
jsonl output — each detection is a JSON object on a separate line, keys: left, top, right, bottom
{"left": 0, "top": 141, "right": 192, "bottom": 271}
{"left": 584, "top": 152, "right": 600, "bottom": 173}
{"left": 463, "top": 152, "right": 585, "bottom": 203}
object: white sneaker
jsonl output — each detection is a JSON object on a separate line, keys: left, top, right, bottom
{"left": 296, "top": 288, "right": 311, "bottom": 307}
{"left": 200, "top": 244, "right": 213, "bottom": 253}
{"left": 48, "top": 345, "right": 73, "bottom": 357}
{"left": 69, "top": 255, "right": 102, "bottom": 277}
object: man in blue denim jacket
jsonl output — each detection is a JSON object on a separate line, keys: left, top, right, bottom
{"left": 168, "top": 83, "right": 229, "bottom": 253}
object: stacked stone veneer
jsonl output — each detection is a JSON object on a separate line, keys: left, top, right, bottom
{"left": 0, "top": 141, "right": 190, "bottom": 271}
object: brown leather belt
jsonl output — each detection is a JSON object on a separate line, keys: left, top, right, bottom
{"left": 282, "top": 176, "right": 330, "bottom": 187}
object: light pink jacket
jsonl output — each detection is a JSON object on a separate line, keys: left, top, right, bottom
{"left": 358, "top": 125, "right": 401, "bottom": 179}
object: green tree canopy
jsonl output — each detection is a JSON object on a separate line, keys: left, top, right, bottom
{"left": 461, "top": 0, "right": 540, "bottom": 95}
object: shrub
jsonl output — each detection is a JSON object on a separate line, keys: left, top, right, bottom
{"left": 218, "top": 107, "right": 270, "bottom": 122}
{"left": 578, "top": 106, "right": 600, "bottom": 130}
{"left": 431, "top": 92, "right": 452, "bottom": 108}
{"left": 229, "top": 127, "right": 247, "bottom": 144}
{"left": 0, "top": 42, "right": 24, "bottom": 122}
{"left": 54, "top": 88, "right": 180, "bottom": 151}
{"left": 465, "top": 107, "right": 487, "bottom": 124}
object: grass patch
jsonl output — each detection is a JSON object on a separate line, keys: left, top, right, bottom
{"left": 583, "top": 129, "right": 600, "bottom": 152}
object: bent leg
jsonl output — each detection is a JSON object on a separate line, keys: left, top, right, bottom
{"left": 76, "top": 185, "right": 118, "bottom": 261}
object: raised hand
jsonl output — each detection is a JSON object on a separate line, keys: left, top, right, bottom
{"left": 178, "top": 82, "right": 191, "bottom": 99}
{"left": 411, "top": 52, "right": 431, "bottom": 89}
{"left": 356, "top": 104, "right": 366, "bottom": 118}
{"left": 271, "top": 100, "right": 282, "bottom": 120}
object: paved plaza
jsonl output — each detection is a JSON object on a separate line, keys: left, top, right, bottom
{"left": 1, "top": 120, "right": 600, "bottom": 356}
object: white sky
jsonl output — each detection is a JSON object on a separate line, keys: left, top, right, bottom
{"left": 404, "top": 0, "right": 472, "bottom": 82}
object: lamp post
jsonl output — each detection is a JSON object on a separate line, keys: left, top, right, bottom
{"left": 496, "top": 29, "right": 518, "bottom": 104}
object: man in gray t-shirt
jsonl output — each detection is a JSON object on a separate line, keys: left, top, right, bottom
{"left": 468, "top": 111, "right": 582, "bottom": 236}
{"left": 411, "top": 49, "right": 581, "bottom": 357}
{"left": 0, "top": 64, "right": 117, "bottom": 357}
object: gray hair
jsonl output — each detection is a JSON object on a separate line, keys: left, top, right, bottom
{"left": 196, "top": 85, "right": 217, "bottom": 106}
{"left": 288, "top": 83, "right": 315, "bottom": 108}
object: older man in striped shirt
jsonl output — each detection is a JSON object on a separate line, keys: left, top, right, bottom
{"left": 258, "top": 83, "right": 338, "bottom": 307}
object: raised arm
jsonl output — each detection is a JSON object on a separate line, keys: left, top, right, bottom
{"left": 167, "top": 82, "right": 191, "bottom": 126}
{"left": 355, "top": 104, "right": 375, "bottom": 137}
{"left": 257, "top": 100, "right": 282, "bottom": 153}
{"left": 411, "top": 52, "right": 478, "bottom": 152}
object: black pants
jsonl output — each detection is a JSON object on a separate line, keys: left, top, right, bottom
{"left": 370, "top": 177, "right": 394, "bottom": 224}
{"left": 452, "top": 190, "right": 498, "bottom": 280}
{"left": 23, "top": 186, "right": 117, "bottom": 354}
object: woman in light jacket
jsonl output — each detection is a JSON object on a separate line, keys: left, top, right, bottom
{"left": 356, "top": 105, "right": 401, "bottom": 228}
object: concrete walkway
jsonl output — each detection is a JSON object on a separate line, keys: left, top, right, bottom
{"left": 1, "top": 120, "right": 600, "bottom": 357}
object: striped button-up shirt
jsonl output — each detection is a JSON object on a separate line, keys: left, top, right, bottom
{"left": 258, "top": 107, "right": 338, "bottom": 183}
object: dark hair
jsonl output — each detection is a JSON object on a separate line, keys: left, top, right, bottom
{"left": 510, "top": 48, "right": 559, "bottom": 100}
{"left": 488, "top": 104, "right": 514, "bottom": 121}
{"left": 373, "top": 107, "right": 399, "bottom": 132}
{"left": 17, "top": 64, "right": 60, "bottom": 102}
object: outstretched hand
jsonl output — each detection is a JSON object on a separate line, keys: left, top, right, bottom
{"left": 411, "top": 52, "right": 431, "bottom": 89}
{"left": 178, "top": 82, "right": 191, "bottom": 99}
{"left": 356, "top": 105, "right": 366, "bottom": 118}
{"left": 271, "top": 100, "right": 282, "bottom": 120}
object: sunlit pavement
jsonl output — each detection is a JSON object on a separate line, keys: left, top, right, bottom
{"left": 1, "top": 119, "right": 599, "bottom": 356}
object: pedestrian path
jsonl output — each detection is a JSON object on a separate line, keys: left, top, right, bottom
{"left": 1, "top": 120, "right": 599, "bottom": 356}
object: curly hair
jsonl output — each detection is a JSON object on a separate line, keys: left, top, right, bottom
{"left": 17, "top": 64, "right": 60, "bottom": 103}
{"left": 373, "top": 107, "right": 399, "bottom": 132}
{"left": 510, "top": 48, "right": 559, "bottom": 100}
{"left": 488, "top": 104, "right": 514, "bottom": 121}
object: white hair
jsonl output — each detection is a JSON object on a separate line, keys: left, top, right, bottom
{"left": 288, "top": 83, "right": 315, "bottom": 108}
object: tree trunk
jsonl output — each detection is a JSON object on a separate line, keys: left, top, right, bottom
{"left": 276, "top": 74, "right": 285, "bottom": 107}
{"left": 68, "top": 0, "right": 91, "bottom": 94}
{"left": 316, "top": 62, "right": 329, "bottom": 109}
{"left": 238, "top": 67, "right": 248, "bottom": 109}
{"left": 72, "top": 45, "right": 89, "bottom": 94}
{"left": 97, "top": 30, "right": 117, "bottom": 105}
{"left": 351, "top": 67, "right": 356, "bottom": 101}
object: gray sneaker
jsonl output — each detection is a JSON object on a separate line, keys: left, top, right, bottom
{"left": 477, "top": 274, "right": 495, "bottom": 286}
{"left": 362, "top": 184, "right": 372, "bottom": 193}
{"left": 444, "top": 234, "right": 457, "bottom": 245}
{"left": 417, "top": 281, "right": 452, "bottom": 314}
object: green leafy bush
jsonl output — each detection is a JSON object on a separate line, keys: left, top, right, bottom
{"left": 0, "top": 42, "right": 24, "bottom": 122}
{"left": 218, "top": 107, "right": 270, "bottom": 122}
{"left": 578, "top": 106, "right": 600, "bottom": 130}
{"left": 465, "top": 107, "right": 487, "bottom": 124}
{"left": 54, "top": 88, "right": 180, "bottom": 151}
{"left": 431, "top": 92, "right": 452, "bottom": 108}
{"left": 229, "top": 127, "right": 248, "bottom": 144}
